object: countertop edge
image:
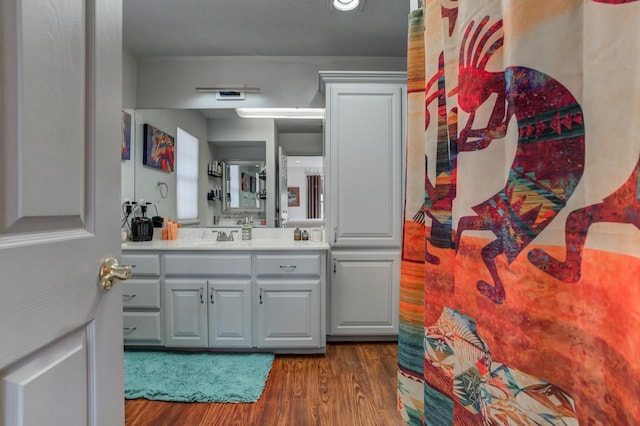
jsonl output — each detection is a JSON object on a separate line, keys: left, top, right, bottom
{"left": 121, "top": 241, "right": 330, "bottom": 251}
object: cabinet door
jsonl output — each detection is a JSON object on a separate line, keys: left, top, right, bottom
{"left": 330, "top": 250, "right": 400, "bottom": 335}
{"left": 121, "top": 253, "right": 161, "bottom": 276}
{"left": 164, "top": 254, "right": 251, "bottom": 277}
{"left": 208, "top": 280, "right": 252, "bottom": 348}
{"left": 122, "top": 253, "right": 163, "bottom": 346}
{"left": 122, "top": 279, "right": 161, "bottom": 310}
{"left": 122, "top": 279, "right": 163, "bottom": 346}
{"left": 326, "top": 82, "right": 404, "bottom": 247}
{"left": 255, "top": 281, "right": 321, "bottom": 348}
{"left": 164, "top": 280, "right": 208, "bottom": 347}
{"left": 123, "top": 312, "right": 163, "bottom": 345}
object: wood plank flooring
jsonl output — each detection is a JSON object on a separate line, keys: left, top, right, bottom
{"left": 125, "top": 342, "right": 406, "bottom": 426}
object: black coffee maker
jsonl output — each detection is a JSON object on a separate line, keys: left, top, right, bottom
{"left": 131, "top": 202, "right": 154, "bottom": 241}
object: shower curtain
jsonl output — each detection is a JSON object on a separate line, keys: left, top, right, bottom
{"left": 398, "top": 1, "right": 640, "bottom": 424}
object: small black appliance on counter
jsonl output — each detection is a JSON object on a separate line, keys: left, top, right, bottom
{"left": 152, "top": 216, "right": 165, "bottom": 228}
{"left": 128, "top": 201, "right": 155, "bottom": 242}
{"left": 131, "top": 216, "right": 153, "bottom": 241}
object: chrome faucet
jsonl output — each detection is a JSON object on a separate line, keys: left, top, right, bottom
{"left": 212, "top": 230, "right": 238, "bottom": 241}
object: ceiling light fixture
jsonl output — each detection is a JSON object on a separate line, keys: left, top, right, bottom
{"left": 235, "top": 108, "right": 325, "bottom": 119}
{"left": 333, "top": 0, "right": 360, "bottom": 11}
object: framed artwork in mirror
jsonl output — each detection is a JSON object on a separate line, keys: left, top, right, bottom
{"left": 241, "top": 172, "right": 248, "bottom": 191}
{"left": 143, "top": 124, "right": 175, "bottom": 172}
{"left": 288, "top": 187, "right": 300, "bottom": 207}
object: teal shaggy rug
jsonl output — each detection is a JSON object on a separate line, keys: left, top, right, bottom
{"left": 124, "top": 351, "right": 275, "bottom": 403}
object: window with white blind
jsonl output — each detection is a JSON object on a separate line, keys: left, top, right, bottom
{"left": 176, "top": 128, "right": 198, "bottom": 221}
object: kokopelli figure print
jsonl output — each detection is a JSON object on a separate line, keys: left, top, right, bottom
{"left": 454, "top": 17, "right": 586, "bottom": 303}
{"left": 528, "top": 156, "right": 640, "bottom": 282}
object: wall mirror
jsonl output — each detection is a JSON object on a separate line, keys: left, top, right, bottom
{"left": 122, "top": 108, "right": 323, "bottom": 227}
{"left": 222, "top": 160, "right": 266, "bottom": 213}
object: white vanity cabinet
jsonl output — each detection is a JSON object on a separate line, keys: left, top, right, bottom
{"left": 207, "top": 280, "right": 252, "bottom": 348}
{"left": 121, "top": 253, "right": 163, "bottom": 345}
{"left": 254, "top": 253, "right": 325, "bottom": 348}
{"left": 330, "top": 250, "right": 400, "bottom": 335}
{"left": 122, "top": 247, "right": 326, "bottom": 353}
{"left": 163, "top": 253, "right": 253, "bottom": 348}
{"left": 163, "top": 280, "right": 209, "bottom": 347}
{"left": 320, "top": 71, "right": 405, "bottom": 248}
{"left": 320, "top": 71, "right": 406, "bottom": 338}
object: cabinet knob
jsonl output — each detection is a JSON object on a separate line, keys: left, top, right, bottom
{"left": 259, "top": 288, "right": 263, "bottom": 304}
{"left": 210, "top": 290, "right": 214, "bottom": 304}
{"left": 199, "top": 287, "right": 204, "bottom": 304}
{"left": 123, "top": 326, "right": 137, "bottom": 334}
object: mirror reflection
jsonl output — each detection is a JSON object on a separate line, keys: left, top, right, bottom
{"left": 223, "top": 160, "right": 266, "bottom": 212}
{"left": 122, "top": 108, "right": 324, "bottom": 228}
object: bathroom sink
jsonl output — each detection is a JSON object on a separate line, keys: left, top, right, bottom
{"left": 178, "top": 228, "right": 243, "bottom": 246}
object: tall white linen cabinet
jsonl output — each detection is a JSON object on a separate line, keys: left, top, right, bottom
{"left": 320, "top": 71, "right": 407, "bottom": 338}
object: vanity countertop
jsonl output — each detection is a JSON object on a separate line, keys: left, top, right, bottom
{"left": 121, "top": 227, "right": 329, "bottom": 251}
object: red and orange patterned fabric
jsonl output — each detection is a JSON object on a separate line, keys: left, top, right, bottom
{"left": 398, "top": 1, "right": 640, "bottom": 424}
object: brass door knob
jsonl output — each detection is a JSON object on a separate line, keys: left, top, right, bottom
{"left": 99, "top": 257, "right": 133, "bottom": 290}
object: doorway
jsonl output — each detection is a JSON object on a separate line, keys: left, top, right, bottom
{"left": 286, "top": 156, "right": 324, "bottom": 226}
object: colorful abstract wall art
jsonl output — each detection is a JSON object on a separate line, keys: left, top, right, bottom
{"left": 143, "top": 124, "right": 174, "bottom": 172}
{"left": 121, "top": 111, "right": 131, "bottom": 160}
{"left": 398, "top": 1, "right": 640, "bottom": 424}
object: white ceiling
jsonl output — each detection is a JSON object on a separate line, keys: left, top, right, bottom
{"left": 123, "top": 0, "right": 411, "bottom": 134}
{"left": 288, "top": 156, "right": 324, "bottom": 169}
{"left": 123, "top": 0, "right": 411, "bottom": 58}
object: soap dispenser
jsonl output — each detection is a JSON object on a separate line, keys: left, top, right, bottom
{"left": 241, "top": 217, "right": 252, "bottom": 240}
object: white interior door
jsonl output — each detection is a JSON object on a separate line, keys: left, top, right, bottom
{"left": 0, "top": 0, "right": 124, "bottom": 425}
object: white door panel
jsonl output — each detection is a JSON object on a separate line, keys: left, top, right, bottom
{"left": 0, "top": 0, "right": 123, "bottom": 424}
{"left": 3, "top": 330, "right": 88, "bottom": 426}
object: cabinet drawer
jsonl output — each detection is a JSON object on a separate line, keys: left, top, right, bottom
{"left": 255, "top": 254, "right": 321, "bottom": 277}
{"left": 122, "top": 279, "right": 161, "bottom": 309}
{"left": 164, "top": 254, "right": 251, "bottom": 277}
{"left": 122, "top": 254, "right": 160, "bottom": 276}
{"left": 123, "top": 311, "right": 162, "bottom": 344}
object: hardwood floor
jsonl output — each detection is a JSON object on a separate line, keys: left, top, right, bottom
{"left": 125, "top": 342, "right": 406, "bottom": 426}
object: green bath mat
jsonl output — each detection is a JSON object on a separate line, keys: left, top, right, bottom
{"left": 124, "top": 350, "right": 274, "bottom": 403}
